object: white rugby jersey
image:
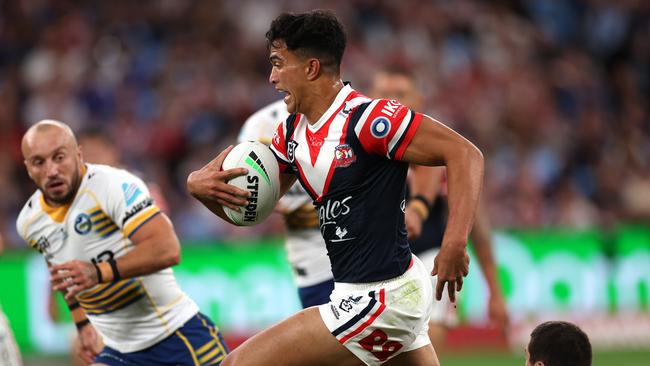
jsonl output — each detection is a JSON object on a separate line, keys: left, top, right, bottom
{"left": 240, "top": 99, "right": 333, "bottom": 287}
{"left": 270, "top": 84, "right": 424, "bottom": 282}
{"left": 16, "top": 164, "right": 198, "bottom": 353}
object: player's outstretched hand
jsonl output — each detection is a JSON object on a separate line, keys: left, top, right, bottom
{"left": 77, "top": 322, "right": 102, "bottom": 364}
{"left": 187, "top": 145, "right": 251, "bottom": 211}
{"left": 431, "top": 244, "right": 469, "bottom": 302}
{"left": 50, "top": 260, "right": 100, "bottom": 301}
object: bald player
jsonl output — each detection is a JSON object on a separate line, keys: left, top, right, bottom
{"left": 17, "top": 120, "right": 228, "bottom": 366}
{"left": 370, "top": 67, "right": 509, "bottom": 351}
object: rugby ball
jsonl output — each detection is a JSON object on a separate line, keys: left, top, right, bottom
{"left": 221, "top": 141, "right": 280, "bottom": 226}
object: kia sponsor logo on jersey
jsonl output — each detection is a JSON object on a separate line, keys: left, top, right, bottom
{"left": 334, "top": 144, "right": 356, "bottom": 168}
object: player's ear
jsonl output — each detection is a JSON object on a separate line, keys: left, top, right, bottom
{"left": 23, "top": 159, "right": 34, "bottom": 179}
{"left": 306, "top": 58, "right": 320, "bottom": 81}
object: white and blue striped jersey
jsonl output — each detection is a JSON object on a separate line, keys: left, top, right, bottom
{"left": 16, "top": 163, "right": 198, "bottom": 353}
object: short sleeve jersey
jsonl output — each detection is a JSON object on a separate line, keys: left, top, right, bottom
{"left": 270, "top": 85, "right": 424, "bottom": 283}
{"left": 16, "top": 164, "right": 198, "bottom": 353}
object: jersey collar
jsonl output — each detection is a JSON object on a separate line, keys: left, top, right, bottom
{"left": 307, "top": 84, "right": 354, "bottom": 132}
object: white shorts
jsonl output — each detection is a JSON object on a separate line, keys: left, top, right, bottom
{"left": 0, "top": 309, "right": 22, "bottom": 366}
{"left": 415, "top": 249, "right": 459, "bottom": 327}
{"left": 318, "top": 255, "right": 433, "bottom": 366}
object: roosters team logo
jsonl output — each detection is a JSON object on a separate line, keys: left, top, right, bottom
{"left": 334, "top": 144, "right": 356, "bottom": 168}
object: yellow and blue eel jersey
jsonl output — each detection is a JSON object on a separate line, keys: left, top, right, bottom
{"left": 16, "top": 163, "right": 198, "bottom": 353}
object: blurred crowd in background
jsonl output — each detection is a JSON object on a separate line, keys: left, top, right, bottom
{"left": 0, "top": 0, "right": 648, "bottom": 247}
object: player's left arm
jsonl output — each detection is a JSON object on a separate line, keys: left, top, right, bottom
{"left": 51, "top": 213, "right": 181, "bottom": 300}
{"left": 469, "top": 196, "right": 509, "bottom": 332}
{"left": 401, "top": 114, "right": 484, "bottom": 301}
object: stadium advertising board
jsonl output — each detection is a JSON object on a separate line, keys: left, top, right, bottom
{"left": 0, "top": 227, "right": 648, "bottom": 354}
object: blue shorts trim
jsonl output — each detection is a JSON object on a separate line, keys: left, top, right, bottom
{"left": 298, "top": 279, "right": 335, "bottom": 308}
{"left": 94, "top": 312, "right": 229, "bottom": 365}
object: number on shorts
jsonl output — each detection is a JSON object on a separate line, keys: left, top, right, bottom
{"left": 358, "top": 329, "right": 403, "bottom": 361}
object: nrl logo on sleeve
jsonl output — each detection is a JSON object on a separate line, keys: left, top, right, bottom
{"left": 334, "top": 144, "right": 356, "bottom": 168}
{"left": 122, "top": 182, "right": 142, "bottom": 206}
{"left": 287, "top": 140, "right": 298, "bottom": 163}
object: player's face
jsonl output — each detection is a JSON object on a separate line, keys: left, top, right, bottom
{"left": 370, "top": 72, "right": 422, "bottom": 110}
{"left": 24, "top": 129, "right": 83, "bottom": 206}
{"left": 269, "top": 40, "right": 308, "bottom": 114}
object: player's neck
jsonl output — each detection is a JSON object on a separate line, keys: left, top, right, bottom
{"left": 302, "top": 79, "right": 344, "bottom": 124}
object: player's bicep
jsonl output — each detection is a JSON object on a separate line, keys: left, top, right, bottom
{"left": 128, "top": 212, "right": 176, "bottom": 246}
{"left": 401, "top": 115, "right": 478, "bottom": 167}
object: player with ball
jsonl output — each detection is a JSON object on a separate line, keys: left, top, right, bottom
{"left": 187, "top": 10, "right": 484, "bottom": 366}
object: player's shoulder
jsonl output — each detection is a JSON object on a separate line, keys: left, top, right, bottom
{"left": 356, "top": 97, "right": 405, "bottom": 114}
{"left": 84, "top": 163, "right": 141, "bottom": 187}
{"left": 16, "top": 190, "right": 43, "bottom": 230}
{"left": 350, "top": 97, "right": 411, "bottom": 127}
{"left": 240, "top": 99, "right": 291, "bottom": 144}
{"left": 243, "top": 100, "right": 290, "bottom": 129}
{"left": 81, "top": 164, "right": 148, "bottom": 207}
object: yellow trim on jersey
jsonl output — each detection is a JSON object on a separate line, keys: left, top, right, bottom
{"left": 139, "top": 279, "right": 172, "bottom": 335}
{"left": 175, "top": 330, "right": 200, "bottom": 366}
{"left": 39, "top": 195, "right": 71, "bottom": 223}
{"left": 123, "top": 205, "right": 161, "bottom": 238}
{"left": 199, "top": 346, "right": 225, "bottom": 365}
{"left": 84, "top": 289, "right": 145, "bottom": 315}
{"left": 78, "top": 281, "right": 140, "bottom": 309}
{"left": 84, "top": 205, "right": 119, "bottom": 237}
{"left": 77, "top": 279, "right": 146, "bottom": 315}
{"left": 196, "top": 339, "right": 217, "bottom": 356}
{"left": 198, "top": 314, "right": 228, "bottom": 363}
{"left": 78, "top": 276, "right": 135, "bottom": 298}
{"left": 96, "top": 222, "right": 118, "bottom": 237}
{"left": 208, "top": 356, "right": 225, "bottom": 365}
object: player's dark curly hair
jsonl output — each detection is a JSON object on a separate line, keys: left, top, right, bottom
{"left": 266, "top": 10, "right": 346, "bottom": 75}
{"left": 528, "top": 321, "right": 592, "bottom": 366}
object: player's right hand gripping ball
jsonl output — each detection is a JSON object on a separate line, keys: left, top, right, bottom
{"left": 221, "top": 141, "right": 280, "bottom": 226}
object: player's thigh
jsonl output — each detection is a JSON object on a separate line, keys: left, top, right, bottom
{"left": 222, "top": 307, "right": 362, "bottom": 366}
{"left": 384, "top": 344, "right": 439, "bottom": 366}
{"left": 427, "top": 321, "right": 448, "bottom": 352}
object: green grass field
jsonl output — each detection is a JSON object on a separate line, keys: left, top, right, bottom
{"left": 439, "top": 349, "right": 649, "bottom": 366}
{"left": 24, "top": 349, "right": 650, "bottom": 365}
